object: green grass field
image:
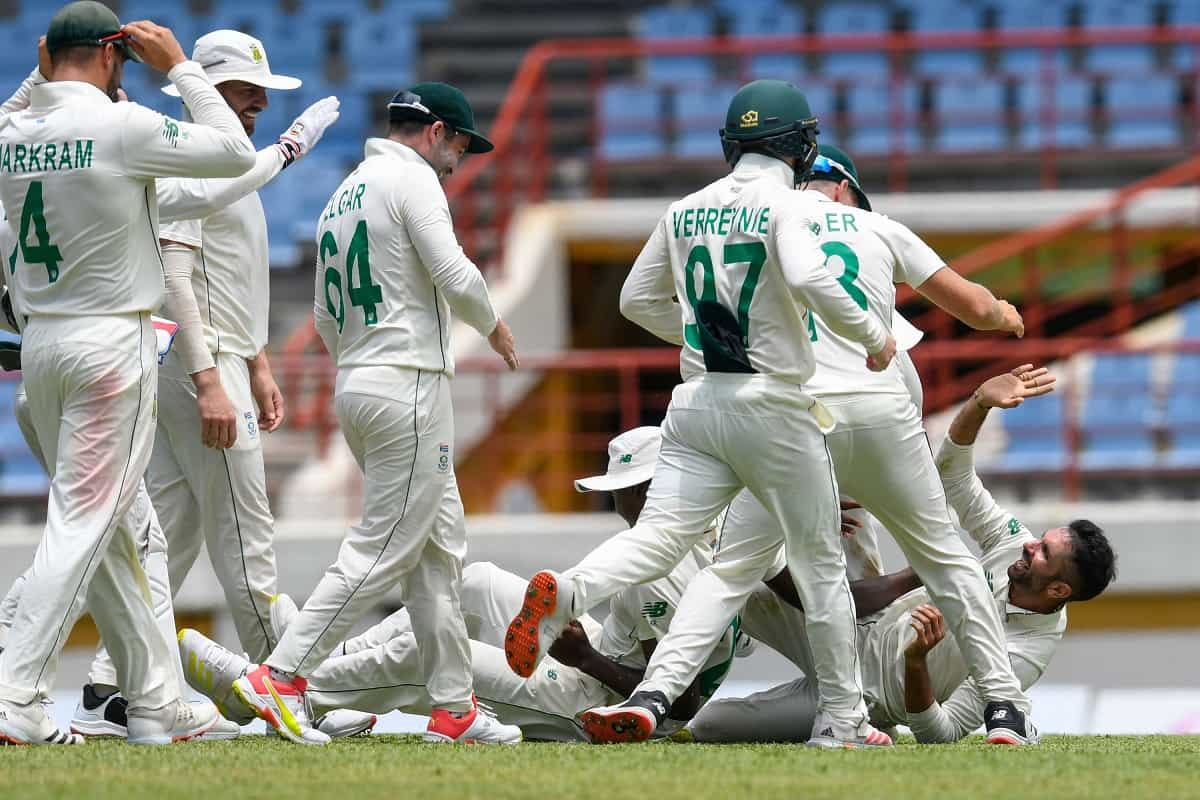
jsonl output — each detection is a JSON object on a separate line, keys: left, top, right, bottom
{"left": 2, "top": 735, "right": 1198, "bottom": 800}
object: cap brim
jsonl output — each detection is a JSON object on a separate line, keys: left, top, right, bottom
{"left": 161, "top": 72, "right": 302, "bottom": 97}
{"left": 120, "top": 42, "right": 143, "bottom": 64}
{"left": 462, "top": 127, "right": 493, "bottom": 154}
{"left": 574, "top": 464, "right": 655, "bottom": 493}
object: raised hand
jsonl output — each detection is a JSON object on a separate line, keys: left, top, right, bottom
{"left": 122, "top": 21, "right": 187, "bottom": 73}
{"left": 974, "top": 364, "right": 1056, "bottom": 410}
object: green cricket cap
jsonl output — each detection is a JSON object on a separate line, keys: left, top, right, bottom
{"left": 813, "top": 143, "right": 870, "bottom": 211}
{"left": 46, "top": 1, "right": 141, "bottom": 63}
{"left": 388, "top": 82, "right": 493, "bottom": 154}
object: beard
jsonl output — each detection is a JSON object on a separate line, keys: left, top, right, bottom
{"left": 105, "top": 63, "right": 122, "bottom": 103}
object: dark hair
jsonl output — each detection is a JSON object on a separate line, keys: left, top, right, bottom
{"left": 49, "top": 44, "right": 107, "bottom": 70}
{"left": 388, "top": 119, "right": 430, "bottom": 138}
{"left": 1065, "top": 519, "right": 1116, "bottom": 602}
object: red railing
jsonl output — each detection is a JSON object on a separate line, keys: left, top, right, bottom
{"left": 443, "top": 25, "right": 1200, "bottom": 273}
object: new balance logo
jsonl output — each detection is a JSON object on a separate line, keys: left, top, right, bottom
{"left": 641, "top": 601, "right": 669, "bottom": 619}
{"left": 992, "top": 709, "right": 1008, "bottom": 720}
{"left": 650, "top": 700, "right": 667, "bottom": 716}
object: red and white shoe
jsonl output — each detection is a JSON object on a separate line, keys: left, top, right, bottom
{"left": 232, "top": 664, "right": 329, "bottom": 746}
{"left": 504, "top": 570, "right": 571, "bottom": 678}
{"left": 806, "top": 713, "right": 893, "bottom": 749}
{"left": 424, "top": 699, "right": 521, "bottom": 745}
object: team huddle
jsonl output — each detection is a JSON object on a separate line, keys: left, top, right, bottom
{"left": 0, "top": 1, "right": 1115, "bottom": 748}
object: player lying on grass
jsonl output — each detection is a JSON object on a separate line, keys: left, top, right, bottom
{"left": 614, "top": 367, "right": 1117, "bottom": 744}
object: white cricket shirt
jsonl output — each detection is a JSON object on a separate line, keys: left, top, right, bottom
{"left": 313, "top": 138, "right": 498, "bottom": 382}
{"left": 0, "top": 62, "right": 254, "bottom": 318}
{"left": 621, "top": 154, "right": 888, "bottom": 385}
{"left": 804, "top": 193, "right": 945, "bottom": 397}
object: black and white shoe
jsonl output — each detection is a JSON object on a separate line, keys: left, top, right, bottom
{"left": 984, "top": 700, "right": 1040, "bottom": 745}
{"left": 579, "top": 690, "right": 670, "bottom": 744}
{"left": 70, "top": 684, "right": 128, "bottom": 738}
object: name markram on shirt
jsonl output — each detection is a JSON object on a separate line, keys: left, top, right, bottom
{"left": 0, "top": 139, "right": 94, "bottom": 174}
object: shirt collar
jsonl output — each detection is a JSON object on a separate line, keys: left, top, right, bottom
{"left": 364, "top": 137, "right": 433, "bottom": 171}
{"left": 733, "top": 152, "right": 794, "bottom": 188}
{"left": 30, "top": 80, "right": 111, "bottom": 110}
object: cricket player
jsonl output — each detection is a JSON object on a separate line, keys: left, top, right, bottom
{"left": 584, "top": 144, "right": 1040, "bottom": 746}
{"left": 680, "top": 367, "right": 1116, "bottom": 743}
{"left": 177, "top": 427, "right": 754, "bottom": 742}
{"left": 503, "top": 80, "right": 897, "bottom": 748}
{"left": 0, "top": 2, "right": 255, "bottom": 745}
{"left": 229, "top": 83, "right": 520, "bottom": 746}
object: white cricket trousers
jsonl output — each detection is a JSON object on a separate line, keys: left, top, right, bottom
{"left": 268, "top": 369, "right": 473, "bottom": 711}
{"left": 306, "top": 562, "right": 609, "bottom": 741}
{"left": 560, "top": 374, "right": 868, "bottom": 727}
{"left": 147, "top": 353, "right": 279, "bottom": 661}
{"left": 0, "top": 314, "right": 176, "bottom": 710}
{"left": 0, "top": 384, "right": 200, "bottom": 698}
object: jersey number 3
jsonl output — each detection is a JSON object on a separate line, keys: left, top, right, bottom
{"left": 7, "top": 181, "right": 63, "bottom": 283}
{"left": 321, "top": 220, "right": 382, "bottom": 333}
{"left": 807, "top": 240, "right": 866, "bottom": 342}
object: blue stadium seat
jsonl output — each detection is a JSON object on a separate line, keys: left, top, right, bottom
{"left": 673, "top": 83, "right": 740, "bottom": 159}
{"left": 1080, "top": 1, "right": 1155, "bottom": 74}
{"left": 597, "top": 84, "right": 665, "bottom": 160}
{"left": 344, "top": 13, "right": 416, "bottom": 91}
{"left": 1016, "top": 77, "right": 1094, "bottom": 150}
{"left": 815, "top": 2, "right": 890, "bottom": 79}
{"left": 377, "top": 0, "right": 451, "bottom": 22}
{"left": 729, "top": 4, "right": 804, "bottom": 80}
{"left": 1167, "top": 1, "right": 1200, "bottom": 67}
{"left": 1163, "top": 391, "right": 1200, "bottom": 468}
{"left": 1181, "top": 301, "right": 1200, "bottom": 339}
{"left": 121, "top": 0, "right": 198, "bottom": 49}
{"left": 844, "top": 81, "right": 921, "bottom": 154}
{"left": 1090, "top": 351, "right": 1152, "bottom": 388}
{"left": 934, "top": 78, "right": 1007, "bottom": 152}
{"left": 0, "top": 454, "right": 48, "bottom": 497}
{"left": 256, "top": 13, "right": 328, "bottom": 76}
{"left": 637, "top": 7, "right": 715, "bottom": 85}
{"left": 1079, "top": 393, "right": 1157, "bottom": 470}
{"left": 820, "top": 51, "right": 890, "bottom": 80}
{"left": 1105, "top": 76, "right": 1180, "bottom": 149}
{"left": 906, "top": 2, "right": 984, "bottom": 76}
{"left": 994, "top": 0, "right": 1069, "bottom": 74}
{"left": 799, "top": 82, "right": 836, "bottom": 123}
{"left": 996, "top": 392, "right": 1069, "bottom": 471}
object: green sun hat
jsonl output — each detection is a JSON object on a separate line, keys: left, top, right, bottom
{"left": 387, "top": 82, "right": 494, "bottom": 154}
{"left": 46, "top": 1, "right": 142, "bottom": 63}
{"left": 812, "top": 143, "right": 870, "bottom": 211}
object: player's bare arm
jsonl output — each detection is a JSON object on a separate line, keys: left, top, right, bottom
{"left": 247, "top": 349, "right": 285, "bottom": 432}
{"left": 903, "top": 604, "right": 946, "bottom": 714}
{"left": 765, "top": 565, "right": 923, "bottom": 619}
{"left": 488, "top": 318, "right": 518, "bottom": 370}
{"left": 918, "top": 267, "right": 1025, "bottom": 337}
{"left": 948, "top": 364, "right": 1057, "bottom": 446}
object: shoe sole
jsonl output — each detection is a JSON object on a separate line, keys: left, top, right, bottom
{"left": 806, "top": 736, "right": 893, "bottom": 749}
{"left": 579, "top": 708, "right": 655, "bottom": 744}
{"left": 986, "top": 730, "right": 1036, "bottom": 745}
{"left": 504, "top": 571, "right": 558, "bottom": 678}
{"left": 127, "top": 717, "right": 217, "bottom": 746}
{"left": 422, "top": 731, "right": 523, "bottom": 745}
{"left": 232, "top": 677, "right": 326, "bottom": 746}
{"left": 69, "top": 718, "right": 127, "bottom": 738}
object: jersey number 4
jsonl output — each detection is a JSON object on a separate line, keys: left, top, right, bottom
{"left": 807, "top": 240, "right": 866, "bottom": 342}
{"left": 7, "top": 181, "right": 63, "bottom": 283}
{"left": 321, "top": 220, "right": 382, "bottom": 333}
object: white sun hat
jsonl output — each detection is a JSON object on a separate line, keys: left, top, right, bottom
{"left": 574, "top": 426, "right": 662, "bottom": 493}
{"left": 892, "top": 309, "right": 924, "bottom": 352}
{"left": 162, "top": 29, "right": 302, "bottom": 97}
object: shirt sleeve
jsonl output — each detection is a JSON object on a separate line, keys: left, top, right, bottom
{"left": 121, "top": 61, "right": 255, "bottom": 180}
{"left": 935, "top": 435, "right": 1023, "bottom": 555}
{"left": 775, "top": 201, "right": 888, "bottom": 354}
{"left": 160, "top": 242, "right": 214, "bottom": 374}
{"left": 394, "top": 168, "right": 498, "bottom": 337}
{"left": 159, "top": 218, "right": 202, "bottom": 249}
{"left": 907, "top": 654, "right": 1044, "bottom": 744}
{"left": 619, "top": 216, "right": 684, "bottom": 345}
{"left": 157, "top": 146, "right": 285, "bottom": 223}
{"left": 0, "top": 67, "right": 45, "bottom": 121}
{"left": 877, "top": 216, "right": 946, "bottom": 289}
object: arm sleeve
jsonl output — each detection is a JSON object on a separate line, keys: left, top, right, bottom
{"left": 395, "top": 170, "right": 498, "bottom": 336}
{"left": 313, "top": 257, "right": 340, "bottom": 358}
{"left": 907, "top": 656, "right": 1043, "bottom": 744}
{"left": 159, "top": 218, "right": 202, "bottom": 249}
{"left": 161, "top": 242, "right": 215, "bottom": 375}
{"left": 878, "top": 216, "right": 946, "bottom": 289}
{"left": 121, "top": 61, "right": 255, "bottom": 180}
{"left": 775, "top": 207, "right": 887, "bottom": 353}
{"left": 0, "top": 67, "right": 46, "bottom": 120}
{"left": 157, "top": 146, "right": 285, "bottom": 223}
{"left": 619, "top": 217, "right": 684, "bottom": 345}
{"left": 935, "top": 436, "right": 1016, "bottom": 554}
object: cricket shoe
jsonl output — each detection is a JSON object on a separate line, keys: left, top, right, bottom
{"left": 269, "top": 592, "right": 299, "bottom": 641}
{"left": 424, "top": 698, "right": 522, "bottom": 744}
{"left": 69, "top": 684, "right": 128, "bottom": 737}
{"left": 178, "top": 629, "right": 256, "bottom": 726}
{"left": 232, "top": 664, "right": 330, "bottom": 746}
{"left": 315, "top": 709, "right": 378, "bottom": 738}
{"left": 197, "top": 710, "right": 242, "bottom": 741}
{"left": 126, "top": 699, "right": 217, "bottom": 745}
{"left": 504, "top": 570, "right": 572, "bottom": 678}
{"left": 0, "top": 697, "right": 84, "bottom": 745}
{"left": 806, "top": 713, "right": 893, "bottom": 749}
{"left": 579, "top": 690, "right": 670, "bottom": 744}
{"left": 984, "top": 701, "right": 1040, "bottom": 745}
